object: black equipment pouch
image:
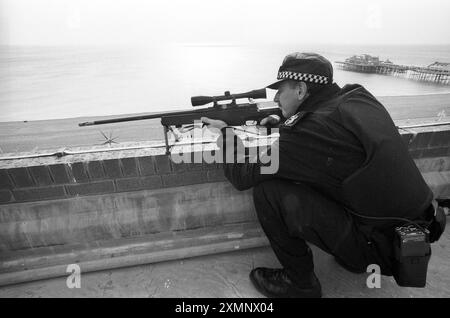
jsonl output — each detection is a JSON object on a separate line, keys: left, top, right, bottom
{"left": 348, "top": 200, "right": 446, "bottom": 287}
{"left": 392, "top": 225, "right": 431, "bottom": 287}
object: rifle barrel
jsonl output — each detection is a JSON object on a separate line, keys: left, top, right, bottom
{"left": 78, "top": 109, "right": 203, "bottom": 126}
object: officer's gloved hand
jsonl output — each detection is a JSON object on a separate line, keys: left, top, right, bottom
{"left": 201, "top": 117, "right": 228, "bottom": 130}
{"left": 260, "top": 115, "right": 281, "bottom": 127}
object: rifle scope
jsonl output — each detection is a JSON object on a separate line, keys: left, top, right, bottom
{"left": 191, "top": 88, "right": 266, "bottom": 107}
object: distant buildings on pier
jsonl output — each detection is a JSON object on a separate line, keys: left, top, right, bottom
{"left": 335, "top": 54, "right": 450, "bottom": 85}
{"left": 428, "top": 62, "right": 450, "bottom": 72}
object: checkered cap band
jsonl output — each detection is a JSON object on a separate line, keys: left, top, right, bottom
{"left": 277, "top": 71, "right": 329, "bottom": 84}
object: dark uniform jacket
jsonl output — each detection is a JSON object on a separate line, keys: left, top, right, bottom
{"left": 218, "top": 83, "right": 434, "bottom": 272}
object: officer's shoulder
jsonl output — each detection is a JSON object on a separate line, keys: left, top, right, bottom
{"left": 339, "top": 84, "right": 376, "bottom": 102}
{"left": 337, "top": 84, "right": 387, "bottom": 118}
{"left": 280, "top": 111, "right": 311, "bottom": 128}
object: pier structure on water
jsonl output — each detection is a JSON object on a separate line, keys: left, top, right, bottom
{"left": 335, "top": 54, "right": 450, "bottom": 85}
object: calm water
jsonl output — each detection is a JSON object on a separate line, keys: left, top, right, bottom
{"left": 1, "top": 44, "right": 450, "bottom": 122}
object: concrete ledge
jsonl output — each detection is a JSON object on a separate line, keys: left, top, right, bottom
{"left": 0, "top": 182, "right": 256, "bottom": 252}
{"left": 0, "top": 222, "right": 269, "bottom": 287}
{"left": 422, "top": 171, "right": 450, "bottom": 198}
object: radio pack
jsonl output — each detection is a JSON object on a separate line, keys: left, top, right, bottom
{"left": 392, "top": 224, "right": 431, "bottom": 287}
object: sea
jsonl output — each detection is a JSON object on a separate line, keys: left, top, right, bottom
{"left": 1, "top": 43, "right": 450, "bottom": 122}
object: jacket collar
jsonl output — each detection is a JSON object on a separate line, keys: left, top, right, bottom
{"left": 298, "top": 83, "right": 341, "bottom": 113}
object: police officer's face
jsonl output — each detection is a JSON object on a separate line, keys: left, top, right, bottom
{"left": 274, "top": 81, "right": 308, "bottom": 118}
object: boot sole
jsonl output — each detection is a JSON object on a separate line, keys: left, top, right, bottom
{"left": 249, "top": 271, "right": 322, "bottom": 298}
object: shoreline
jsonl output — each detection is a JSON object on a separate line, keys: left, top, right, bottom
{"left": 1, "top": 92, "right": 450, "bottom": 124}
{"left": 2, "top": 90, "right": 450, "bottom": 124}
{"left": 0, "top": 93, "right": 449, "bottom": 154}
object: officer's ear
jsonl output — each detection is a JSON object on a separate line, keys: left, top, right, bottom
{"left": 296, "top": 81, "right": 309, "bottom": 101}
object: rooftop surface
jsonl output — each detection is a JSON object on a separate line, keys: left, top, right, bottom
{"left": 0, "top": 222, "right": 448, "bottom": 298}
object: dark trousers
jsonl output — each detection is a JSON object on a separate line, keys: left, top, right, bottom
{"left": 252, "top": 179, "right": 375, "bottom": 283}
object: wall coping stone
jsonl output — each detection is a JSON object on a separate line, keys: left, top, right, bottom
{"left": 0, "top": 124, "right": 449, "bottom": 169}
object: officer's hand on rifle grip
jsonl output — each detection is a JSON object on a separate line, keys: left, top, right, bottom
{"left": 260, "top": 114, "right": 281, "bottom": 127}
{"left": 201, "top": 117, "right": 228, "bottom": 130}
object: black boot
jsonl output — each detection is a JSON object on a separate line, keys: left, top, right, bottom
{"left": 249, "top": 268, "right": 322, "bottom": 298}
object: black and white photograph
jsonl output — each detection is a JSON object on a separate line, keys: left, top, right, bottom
{"left": 0, "top": 0, "right": 449, "bottom": 301}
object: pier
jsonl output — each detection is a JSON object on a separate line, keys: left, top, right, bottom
{"left": 335, "top": 55, "right": 450, "bottom": 85}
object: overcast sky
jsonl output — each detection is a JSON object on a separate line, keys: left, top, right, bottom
{"left": 1, "top": 0, "right": 449, "bottom": 46}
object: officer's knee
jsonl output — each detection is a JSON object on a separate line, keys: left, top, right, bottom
{"left": 253, "top": 180, "right": 302, "bottom": 212}
{"left": 252, "top": 180, "right": 286, "bottom": 223}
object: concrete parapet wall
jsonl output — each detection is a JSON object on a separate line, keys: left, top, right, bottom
{"left": 0, "top": 125, "right": 449, "bottom": 285}
{"left": 0, "top": 127, "right": 449, "bottom": 205}
{"left": 0, "top": 152, "right": 226, "bottom": 205}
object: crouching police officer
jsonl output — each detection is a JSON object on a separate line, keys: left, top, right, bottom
{"left": 201, "top": 52, "right": 446, "bottom": 298}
